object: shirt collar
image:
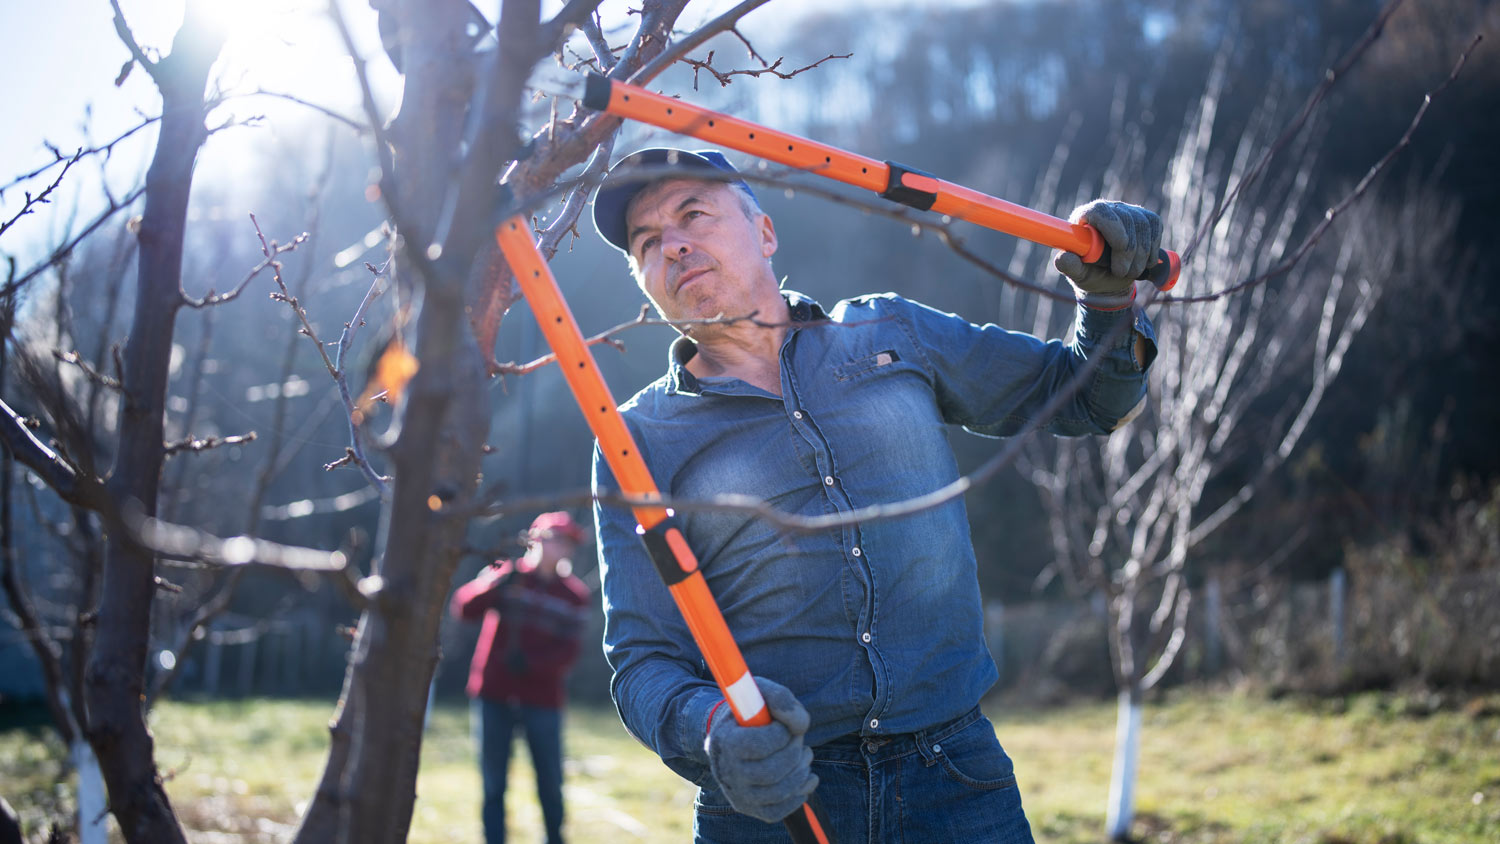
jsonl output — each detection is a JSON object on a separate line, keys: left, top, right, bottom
{"left": 665, "top": 290, "right": 827, "bottom": 395}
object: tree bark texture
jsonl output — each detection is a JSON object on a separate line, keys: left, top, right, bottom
{"left": 83, "top": 11, "right": 223, "bottom": 844}
{"left": 294, "top": 3, "right": 693, "bottom": 840}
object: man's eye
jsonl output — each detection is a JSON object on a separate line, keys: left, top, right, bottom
{"left": 683, "top": 210, "right": 705, "bottom": 221}
{"left": 639, "top": 236, "right": 659, "bottom": 255}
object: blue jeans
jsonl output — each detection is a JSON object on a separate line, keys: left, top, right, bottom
{"left": 693, "top": 707, "right": 1034, "bottom": 844}
{"left": 474, "top": 698, "right": 566, "bottom": 844}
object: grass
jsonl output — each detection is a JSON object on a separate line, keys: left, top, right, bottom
{"left": 2, "top": 690, "right": 1498, "bottom": 843}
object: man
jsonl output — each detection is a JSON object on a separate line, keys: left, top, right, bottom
{"left": 589, "top": 148, "right": 1162, "bottom": 843}
{"left": 451, "top": 511, "right": 592, "bottom": 844}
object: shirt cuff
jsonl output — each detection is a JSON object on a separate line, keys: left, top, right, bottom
{"left": 676, "top": 686, "right": 727, "bottom": 768}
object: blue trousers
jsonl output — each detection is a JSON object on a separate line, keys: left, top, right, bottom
{"left": 693, "top": 707, "right": 1034, "bottom": 844}
{"left": 474, "top": 698, "right": 566, "bottom": 844}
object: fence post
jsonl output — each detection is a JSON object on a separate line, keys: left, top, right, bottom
{"left": 238, "top": 635, "right": 258, "bottom": 698}
{"left": 1329, "top": 567, "right": 1347, "bottom": 669}
{"left": 204, "top": 633, "right": 222, "bottom": 697}
{"left": 985, "top": 601, "right": 1005, "bottom": 685}
{"left": 1204, "top": 575, "right": 1223, "bottom": 678}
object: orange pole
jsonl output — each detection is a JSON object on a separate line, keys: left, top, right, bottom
{"left": 494, "top": 216, "right": 833, "bottom": 844}
{"left": 583, "top": 73, "right": 1180, "bottom": 290}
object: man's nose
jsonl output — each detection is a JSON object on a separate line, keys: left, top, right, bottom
{"left": 662, "top": 227, "right": 693, "bottom": 258}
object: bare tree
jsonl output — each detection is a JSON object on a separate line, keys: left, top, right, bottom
{"left": 1016, "top": 35, "right": 1471, "bottom": 844}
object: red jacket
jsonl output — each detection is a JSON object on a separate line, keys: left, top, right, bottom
{"left": 450, "top": 561, "right": 591, "bottom": 708}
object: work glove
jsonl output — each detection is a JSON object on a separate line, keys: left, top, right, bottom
{"left": 703, "top": 677, "right": 819, "bottom": 824}
{"left": 1054, "top": 200, "right": 1164, "bottom": 308}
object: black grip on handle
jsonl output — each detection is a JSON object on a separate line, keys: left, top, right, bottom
{"left": 782, "top": 794, "right": 835, "bottom": 843}
{"left": 1094, "top": 244, "right": 1181, "bottom": 291}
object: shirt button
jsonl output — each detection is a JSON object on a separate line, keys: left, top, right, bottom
{"left": 870, "top": 719, "right": 879, "bottom": 729}
{"left": 823, "top": 476, "right": 834, "bottom": 486}
{"left": 793, "top": 411, "right": 803, "bottom": 419}
{"left": 851, "top": 547, "right": 862, "bottom": 557}
{"left": 862, "top": 632, "right": 871, "bottom": 643}
{"left": 932, "top": 743, "right": 942, "bottom": 753}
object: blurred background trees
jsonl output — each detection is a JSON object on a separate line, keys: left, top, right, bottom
{"left": 1, "top": 0, "right": 1495, "bottom": 840}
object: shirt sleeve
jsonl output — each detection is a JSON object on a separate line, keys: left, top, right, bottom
{"left": 882, "top": 295, "right": 1157, "bottom": 437}
{"left": 592, "top": 441, "right": 723, "bottom": 786}
{"left": 450, "top": 564, "right": 508, "bottom": 621}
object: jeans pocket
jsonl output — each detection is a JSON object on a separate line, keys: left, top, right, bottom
{"left": 693, "top": 786, "right": 739, "bottom": 817}
{"left": 931, "top": 718, "right": 1018, "bottom": 791}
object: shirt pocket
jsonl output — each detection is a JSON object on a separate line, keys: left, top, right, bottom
{"left": 833, "top": 349, "right": 901, "bottom": 381}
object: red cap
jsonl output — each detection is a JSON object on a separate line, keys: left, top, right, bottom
{"left": 528, "top": 511, "right": 586, "bottom": 545}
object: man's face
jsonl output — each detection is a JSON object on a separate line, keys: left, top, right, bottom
{"left": 624, "top": 178, "right": 778, "bottom": 331}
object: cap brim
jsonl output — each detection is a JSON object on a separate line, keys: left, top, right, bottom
{"left": 591, "top": 148, "right": 755, "bottom": 253}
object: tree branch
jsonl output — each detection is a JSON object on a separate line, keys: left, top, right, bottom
{"left": 0, "top": 148, "right": 83, "bottom": 239}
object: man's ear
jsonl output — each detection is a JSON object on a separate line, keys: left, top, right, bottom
{"left": 758, "top": 213, "right": 778, "bottom": 258}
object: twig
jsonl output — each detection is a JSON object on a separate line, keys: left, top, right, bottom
{"left": 629, "top": 0, "right": 775, "bottom": 85}
{"left": 1179, "top": 0, "right": 1409, "bottom": 263}
{"left": 0, "top": 398, "right": 108, "bottom": 513}
{"left": 221, "top": 90, "right": 369, "bottom": 134}
{"left": 250, "top": 214, "right": 337, "bottom": 374}
{"left": 108, "top": 0, "right": 158, "bottom": 79}
{"left": 51, "top": 351, "right": 122, "bottom": 391}
{"left": 2, "top": 186, "right": 147, "bottom": 300}
{"left": 1, "top": 118, "right": 159, "bottom": 198}
{"left": 0, "top": 149, "right": 83, "bottom": 239}
{"left": 681, "top": 51, "right": 851, "bottom": 90}
{"left": 163, "top": 432, "right": 257, "bottom": 457}
{"left": 1164, "top": 32, "right": 1481, "bottom": 304}
{"left": 132, "top": 516, "right": 367, "bottom": 609}
{"left": 329, "top": 264, "right": 392, "bottom": 495}
{"left": 182, "top": 226, "right": 309, "bottom": 308}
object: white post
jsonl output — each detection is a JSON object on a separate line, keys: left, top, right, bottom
{"left": 204, "top": 634, "right": 222, "bottom": 695}
{"left": 985, "top": 601, "right": 1005, "bottom": 685}
{"left": 1104, "top": 690, "right": 1142, "bottom": 841}
{"left": 1203, "top": 575, "right": 1223, "bottom": 677}
{"left": 1329, "top": 567, "right": 1347, "bottom": 667}
{"left": 60, "top": 690, "right": 108, "bottom": 844}
{"left": 238, "top": 636, "right": 258, "bottom": 697}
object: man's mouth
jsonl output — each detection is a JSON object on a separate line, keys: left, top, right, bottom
{"left": 673, "top": 266, "right": 710, "bottom": 294}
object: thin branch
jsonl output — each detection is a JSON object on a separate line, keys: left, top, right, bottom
{"left": 132, "top": 517, "right": 367, "bottom": 609}
{"left": 108, "top": 0, "right": 158, "bottom": 78}
{"left": 2, "top": 186, "right": 147, "bottom": 300}
{"left": 0, "top": 399, "right": 108, "bottom": 512}
{"left": 329, "top": 264, "right": 392, "bottom": 495}
{"left": 1, "top": 118, "right": 159, "bottom": 198}
{"left": 1179, "top": 0, "right": 1409, "bottom": 263}
{"left": 0, "top": 149, "right": 84, "bottom": 239}
{"left": 250, "top": 214, "right": 337, "bottom": 374}
{"left": 491, "top": 304, "right": 779, "bottom": 376}
{"left": 629, "top": 0, "right": 775, "bottom": 85}
{"left": 162, "top": 432, "right": 257, "bottom": 458}
{"left": 51, "top": 351, "right": 122, "bottom": 391}
{"left": 1164, "top": 33, "right": 1481, "bottom": 304}
{"left": 220, "top": 90, "right": 369, "bottom": 134}
{"left": 182, "top": 226, "right": 309, "bottom": 308}
{"left": 681, "top": 50, "right": 852, "bottom": 89}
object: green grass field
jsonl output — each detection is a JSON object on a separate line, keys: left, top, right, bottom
{"left": 3, "top": 690, "right": 1498, "bottom": 843}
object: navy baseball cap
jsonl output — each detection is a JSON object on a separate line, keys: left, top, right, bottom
{"left": 592, "top": 148, "right": 759, "bottom": 253}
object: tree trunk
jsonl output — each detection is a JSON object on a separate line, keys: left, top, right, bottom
{"left": 84, "top": 10, "right": 223, "bottom": 843}
{"left": 1105, "top": 686, "right": 1143, "bottom": 841}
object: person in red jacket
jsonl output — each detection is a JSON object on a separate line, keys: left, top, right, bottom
{"left": 451, "top": 511, "right": 592, "bottom": 844}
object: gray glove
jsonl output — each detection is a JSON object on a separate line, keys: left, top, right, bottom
{"left": 703, "top": 677, "right": 819, "bottom": 823}
{"left": 1054, "top": 200, "right": 1164, "bottom": 305}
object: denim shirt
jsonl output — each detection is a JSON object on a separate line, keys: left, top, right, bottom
{"left": 592, "top": 290, "right": 1156, "bottom": 785}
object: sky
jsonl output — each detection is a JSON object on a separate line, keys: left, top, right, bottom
{"left": 0, "top": 0, "right": 1003, "bottom": 270}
